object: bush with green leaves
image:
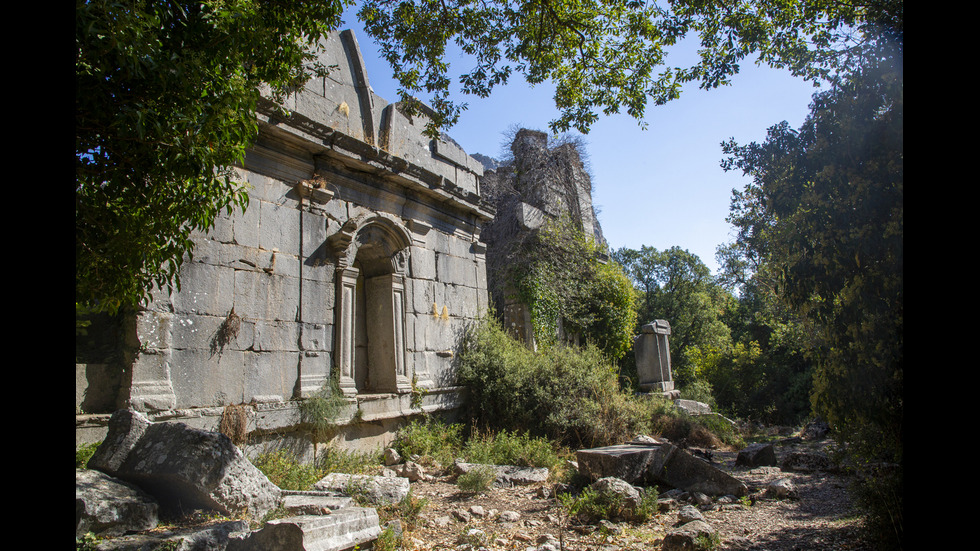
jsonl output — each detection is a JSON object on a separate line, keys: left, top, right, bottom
{"left": 510, "top": 216, "right": 638, "bottom": 361}
{"left": 457, "top": 315, "right": 654, "bottom": 449}
{"left": 299, "top": 377, "right": 350, "bottom": 442}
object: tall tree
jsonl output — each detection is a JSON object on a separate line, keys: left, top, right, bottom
{"left": 721, "top": 15, "right": 902, "bottom": 543}
{"left": 358, "top": 0, "right": 903, "bottom": 134}
{"left": 76, "top": 0, "right": 349, "bottom": 314}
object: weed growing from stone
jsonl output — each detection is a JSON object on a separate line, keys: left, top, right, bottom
{"left": 76, "top": 442, "right": 101, "bottom": 468}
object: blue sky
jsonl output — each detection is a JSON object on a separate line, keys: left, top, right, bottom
{"left": 339, "top": 10, "right": 818, "bottom": 275}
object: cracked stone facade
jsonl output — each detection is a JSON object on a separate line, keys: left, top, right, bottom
{"left": 76, "top": 30, "right": 494, "bottom": 455}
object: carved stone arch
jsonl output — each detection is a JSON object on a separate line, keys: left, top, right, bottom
{"left": 330, "top": 213, "right": 413, "bottom": 397}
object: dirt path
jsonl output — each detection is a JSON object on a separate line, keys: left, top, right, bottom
{"left": 396, "top": 441, "right": 872, "bottom": 550}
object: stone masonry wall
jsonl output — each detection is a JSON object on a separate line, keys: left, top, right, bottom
{"left": 76, "top": 30, "right": 493, "bottom": 454}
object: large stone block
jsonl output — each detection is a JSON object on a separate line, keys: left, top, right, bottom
{"left": 314, "top": 473, "right": 410, "bottom": 505}
{"left": 410, "top": 246, "right": 437, "bottom": 280}
{"left": 577, "top": 443, "right": 747, "bottom": 496}
{"left": 245, "top": 351, "right": 301, "bottom": 403}
{"left": 76, "top": 468, "right": 160, "bottom": 538}
{"left": 259, "top": 200, "right": 301, "bottom": 254}
{"left": 170, "top": 348, "right": 246, "bottom": 408}
{"left": 89, "top": 409, "right": 282, "bottom": 519}
{"left": 173, "top": 262, "right": 236, "bottom": 317}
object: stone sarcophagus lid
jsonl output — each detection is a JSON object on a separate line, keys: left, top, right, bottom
{"left": 634, "top": 320, "right": 673, "bottom": 392}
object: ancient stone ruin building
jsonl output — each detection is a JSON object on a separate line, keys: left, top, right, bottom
{"left": 479, "top": 129, "right": 606, "bottom": 348}
{"left": 76, "top": 30, "right": 493, "bottom": 454}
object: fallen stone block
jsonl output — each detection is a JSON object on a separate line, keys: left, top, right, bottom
{"left": 453, "top": 461, "right": 550, "bottom": 487}
{"left": 577, "top": 443, "right": 747, "bottom": 496}
{"left": 229, "top": 508, "right": 381, "bottom": 551}
{"left": 735, "top": 442, "right": 777, "bottom": 468}
{"left": 89, "top": 409, "right": 282, "bottom": 519}
{"left": 94, "top": 520, "right": 250, "bottom": 551}
{"left": 76, "top": 468, "right": 159, "bottom": 538}
{"left": 314, "top": 473, "right": 410, "bottom": 505}
{"left": 575, "top": 445, "right": 662, "bottom": 485}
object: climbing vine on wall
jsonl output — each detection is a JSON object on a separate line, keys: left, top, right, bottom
{"left": 511, "top": 215, "right": 637, "bottom": 360}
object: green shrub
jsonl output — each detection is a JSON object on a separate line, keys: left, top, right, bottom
{"left": 456, "top": 464, "right": 497, "bottom": 494}
{"left": 853, "top": 465, "right": 903, "bottom": 550}
{"left": 457, "top": 316, "right": 654, "bottom": 449}
{"left": 373, "top": 527, "right": 400, "bottom": 551}
{"left": 76, "top": 442, "right": 101, "bottom": 468}
{"left": 560, "top": 485, "right": 658, "bottom": 524}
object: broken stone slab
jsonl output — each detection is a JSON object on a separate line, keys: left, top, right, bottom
{"left": 94, "top": 520, "right": 250, "bottom": 551}
{"left": 88, "top": 409, "right": 282, "bottom": 519}
{"left": 281, "top": 491, "right": 355, "bottom": 515}
{"left": 76, "top": 468, "right": 159, "bottom": 538}
{"left": 674, "top": 399, "right": 711, "bottom": 415}
{"left": 576, "top": 442, "right": 747, "bottom": 497}
{"left": 452, "top": 461, "right": 550, "bottom": 487}
{"left": 228, "top": 508, "right": 381, "bottom": 551}
{"left": 735, "top": 442, "right": 777, "bottom": 468}
{"left": 314, "top": 473, "right": 410, "bottom": 505}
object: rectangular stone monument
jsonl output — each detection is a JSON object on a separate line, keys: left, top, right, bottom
{"left": 634, "top": 320, "right": 674, "bottom": 392}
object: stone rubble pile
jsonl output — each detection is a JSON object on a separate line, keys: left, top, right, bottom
{"left": 76, "top": 409, "right": 389, "bottom": 550}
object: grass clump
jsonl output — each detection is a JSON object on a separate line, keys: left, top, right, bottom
{"left": 456, "top": 465, "right": 497, "bottom": 494}
{"left": 252, "top": 449, "right": 323, "bottom": 491}
{"left": 316, "top": 445, "right": 382, "bottom": 475}
{"left": 462, "top": 428, "right": 565, "bottom": 471}
{"left": 299, "top": 378, "right": 350, "bottom": 440}
{"left": 252, "top": 445, "right": 381, "bottom": 492}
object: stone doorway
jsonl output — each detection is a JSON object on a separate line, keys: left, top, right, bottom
{"left": 331, "top": 215, "right": 413, "bottom": 397}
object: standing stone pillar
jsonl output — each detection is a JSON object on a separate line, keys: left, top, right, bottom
{"left": 634, "top": 320, "right": 674, "bottom": 393}
{"left": 335, "top": 266, "right": 360, "bottom": 397}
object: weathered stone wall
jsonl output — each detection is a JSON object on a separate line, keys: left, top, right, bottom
{"left": 76, "top": 30, "right": 492, "bottom": 454}
{"left": 479, "top": 129, "right": 606, "bottom": 347}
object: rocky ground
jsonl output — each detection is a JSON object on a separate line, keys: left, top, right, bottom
{"left": 395, "top": 438, "right": 873, "bottom": 551}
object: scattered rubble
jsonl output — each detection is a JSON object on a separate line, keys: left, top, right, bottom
{"left": 77, "top": 415, "right": 868, "bottom": 550}
{"left": 77, "top": 409, "right": 390, "bottom": 550}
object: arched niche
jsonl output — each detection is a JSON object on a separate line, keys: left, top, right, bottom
{"left": 329, "top": 214, "right": 413, "bottom": 397}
